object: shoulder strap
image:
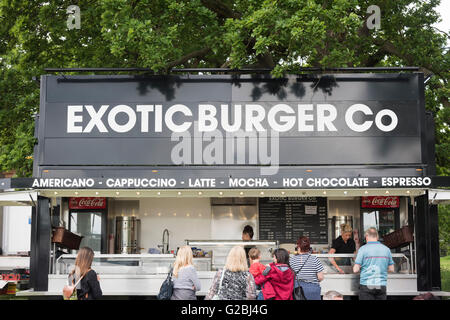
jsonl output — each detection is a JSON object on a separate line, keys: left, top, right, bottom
{"left": 294, "top": 254, "right": 311, "bottom": 276}
{"left": 70, "top": 274, "right": 85, "bottom": 287}
{"left": 217, "top": 268, "right": 226, "bottom": 295}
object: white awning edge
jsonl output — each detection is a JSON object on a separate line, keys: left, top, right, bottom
{"left": 429, "top": 189, "right": 450, "bottom": 205}
{"left": 0, "top": 191, "right": 38, "bottom": 206}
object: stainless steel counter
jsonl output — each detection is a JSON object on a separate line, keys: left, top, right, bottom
{"left": 55, "top": 254, "right": 211, "bottom": 275}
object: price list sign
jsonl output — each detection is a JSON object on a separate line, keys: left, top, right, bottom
{"left": 259, "top": 197, "right": 328, "bottom": 244}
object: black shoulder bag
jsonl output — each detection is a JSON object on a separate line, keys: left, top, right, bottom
{"left": 292, "top": 254, "right": 311, "bottom": 300}
{"left": 157, "top": 267, "right": 174, "bottom": 300}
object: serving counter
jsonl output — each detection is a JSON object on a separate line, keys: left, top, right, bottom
{"left": 185, "top": 240, "right": 278, "bottom": 270}
{"left": 54, "top": 254, "right": 211, "bottom": 275}
{"left": 16, "top": 251, "right": 421, "bottom": 297}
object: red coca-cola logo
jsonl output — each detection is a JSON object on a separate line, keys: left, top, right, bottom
{"left": 362, "top": 196, "right": 399, "bottom": 208}
{"left": 69, "top": 197, "right": 106, "bottom": 209}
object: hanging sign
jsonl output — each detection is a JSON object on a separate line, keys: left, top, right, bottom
{"left": 69, "top": 197, "right": 106, "bottom": 209}
{"left": 361, "top": 196, "right": 400, "bottom": 208}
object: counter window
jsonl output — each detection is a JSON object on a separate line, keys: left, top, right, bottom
{"left": 69, "top": 211, "right": 103, "bottom": 252}
{"left": 361, "top": 209, "right": 399, "bottom": 242}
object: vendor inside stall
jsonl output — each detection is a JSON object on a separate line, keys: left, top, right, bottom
{"left": 328, "top": 224, "right": 357, "bottom": 274}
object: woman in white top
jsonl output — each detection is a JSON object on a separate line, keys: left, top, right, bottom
{"left": 171, "top": 245, "right": 201, "bottom": 300}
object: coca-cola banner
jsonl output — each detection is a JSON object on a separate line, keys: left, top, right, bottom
{"left": 69, "top": 197, "right": 106, "bottom": 209}
{"left": 361, "top": 196, "right": 400, "bottom": 208}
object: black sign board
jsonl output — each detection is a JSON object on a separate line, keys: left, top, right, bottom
{"left": 34, "top": 73, "right": 429, "bottom": 178}
{"left": 0, "top": 175, "right": 434, "bottom": 190}
{"left": 259, "top": 197, "right": 328, "bottom": 244}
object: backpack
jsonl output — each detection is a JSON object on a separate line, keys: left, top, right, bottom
{"left": 157, "top": 267, "right": 174, "bottom": 300}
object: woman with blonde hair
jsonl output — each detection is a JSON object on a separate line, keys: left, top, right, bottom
{"left": 68, "top": 247, "right": 102, "bottom": 300}
{"left": 205, "top": 246, "right": 256, "bottom": 300}
{"left": 328, "top": 224, "right": 357, "bottom": 274}
{"left": 171, "top": 245, "right": 201, "bottom": 300}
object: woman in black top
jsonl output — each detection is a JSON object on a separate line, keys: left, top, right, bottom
{"left": 328, "top": 224, "right": 356, "bottom": 274}
{"left": 68, "top": 247, "right": 103, "bottom": 300}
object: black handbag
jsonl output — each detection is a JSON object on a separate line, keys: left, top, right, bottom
{"left": 293, "top": 254, "right": 311, "bottom": 300}
{"left": 157, "top": 267, "right": 174, "bottom": 300}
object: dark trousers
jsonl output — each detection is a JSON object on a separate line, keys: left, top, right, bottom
{"left": 359, "top": 285, "right": 387, "bottom": 300}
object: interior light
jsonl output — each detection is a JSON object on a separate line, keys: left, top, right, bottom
{"left": 136, "top": 191, "right": 140, "bottom": 195}
{"left": 178, "top": 192, "right": 182, "bottom": 195}
{"left": 406, "top": 190, "right": 410, "bottom": 194}
{"left": 385, "top": 190, "right": 389, "bottom": 194}
{"left": 198, "top": 192, "right": 202, "bottom": 195}
{"left": 116, "top": 191, "right": 120, "bottom": 195}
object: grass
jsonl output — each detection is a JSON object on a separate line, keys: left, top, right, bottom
{"left": 441, "top": 256, "right": 450, "bottom": 293}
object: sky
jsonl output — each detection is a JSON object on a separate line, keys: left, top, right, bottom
{"left": 434, "top": 0, "right": 450, "bottom": 44}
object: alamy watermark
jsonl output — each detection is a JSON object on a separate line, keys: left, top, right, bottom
{"left": 66, "top": 5, "right": 81, "bottom": 30}
{"left": 366, "top": 5, "right": 381, "bottom": 30}
{"left": 171, "top": 121, "right": 280, "bottom": 176}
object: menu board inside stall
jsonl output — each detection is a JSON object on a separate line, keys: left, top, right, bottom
{"left": 258, "top": 197, "right": 328, "bottom": 244}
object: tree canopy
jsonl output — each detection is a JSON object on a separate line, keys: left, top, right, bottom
{"left": 0, "top": 0, "right": 448, "bottom": 176}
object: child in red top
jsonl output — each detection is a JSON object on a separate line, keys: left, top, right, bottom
{"left": 248, "top": 248, "right": 275, "bottom": 300}
{"left": 249, "top": 248, "right": 266, "bottom": 275}
{"left": 254, "top": 248, "right": 295, "bottom": 300}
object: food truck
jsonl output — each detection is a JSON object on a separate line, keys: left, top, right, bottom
{"left": 0, "top": 69, "right": 448, "bottom": 298}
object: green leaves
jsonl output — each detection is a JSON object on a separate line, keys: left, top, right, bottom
{"left": 438, "top": 204, "right": 450, "bottom": 255}
{"left": 0, "top": 0, "right": 448, "bottom": 176}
